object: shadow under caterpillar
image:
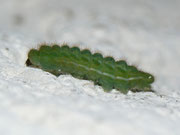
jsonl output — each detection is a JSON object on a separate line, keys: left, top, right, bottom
{"left": 26, "top": 44, "right": 155, "bottom": 94}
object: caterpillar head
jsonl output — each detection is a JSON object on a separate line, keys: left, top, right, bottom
{"left": 26, "top": 49, "right": 40, "bottom": 68}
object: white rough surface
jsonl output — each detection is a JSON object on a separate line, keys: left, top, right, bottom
{"left": 0, "top": 0, "right": 180, "bottom": 135}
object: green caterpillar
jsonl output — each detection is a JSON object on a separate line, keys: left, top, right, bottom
{"left": 26, "top": 44, "right": 154, "bottom": 93}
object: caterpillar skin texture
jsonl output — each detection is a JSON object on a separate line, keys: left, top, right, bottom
{"left": 26, "top": 44, "right": 154, "bottom": 93}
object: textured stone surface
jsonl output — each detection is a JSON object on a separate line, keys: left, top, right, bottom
{"left": 0, "top": 0, "right": 180, "bottom": 135}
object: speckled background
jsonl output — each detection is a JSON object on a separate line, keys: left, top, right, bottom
{"left": 0, "top": 0, "right": 180, "bottom": 134}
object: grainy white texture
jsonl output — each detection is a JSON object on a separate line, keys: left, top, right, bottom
{"left": 0, "top": 0, "right": 180, "bottom": 135}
